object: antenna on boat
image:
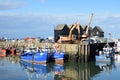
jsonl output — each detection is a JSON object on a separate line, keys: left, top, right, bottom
{"left": 106, "top": 33, "right": 112, "bottom": 47}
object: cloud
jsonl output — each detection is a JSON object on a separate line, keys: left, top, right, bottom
{"left": 0, "top": 0, "right": 26, "bottom": 10}
{"left": 93, "top": 13, "right": 120, "bottom": 29}
{"left": 0, "top": 12, "right": 120, "bottom": 38}
{"left": 0, "top": 12, "right": 56, "bottom": 38}
{"left": 91, "top": 13, "right": 120, "bottom": 38}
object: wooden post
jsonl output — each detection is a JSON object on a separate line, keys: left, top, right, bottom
{"left": 78, "top": 45, "right": 80, "bottom": 61}
{"left": 81, "top": 44, "right": 84, "bottom": 62}
{"left": 77, "top": 44, "right": 80, "bottom": 62}
{"left": 88, "top": 44, "right": 90, "bottom": 61}
{"left": 85, "top": 44, "right": 88, "bottom": 62}
{"left": 84, "top": 45, "right": 86, "bottom": 62}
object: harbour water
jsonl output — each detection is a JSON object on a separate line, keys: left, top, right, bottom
{"left": 0, "top": 56, "right": 120, "bottom": 80}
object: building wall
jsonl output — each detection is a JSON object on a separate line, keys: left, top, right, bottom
{"left": 54, "top": 25, "right": 69, "bottom": 42}
{"left": 91, "top": 28, "right": 104, "bottom": 37}
{"left": 54, "top": 24, "right": 104, "bottom": 42}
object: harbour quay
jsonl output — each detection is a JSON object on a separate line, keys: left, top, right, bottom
{"left": 0, "top": 41, "right": 115, "bottom": 62}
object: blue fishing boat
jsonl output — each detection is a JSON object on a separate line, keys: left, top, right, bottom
{"left": 20, "top": 42, "right": 65, "bottom": 64}
{"left": 47, "top": 50, "right": 65, "bottom": 64}
{"left": 53, "top": 50, "right": 65, "bottom": 62}
{"left": 49, "top": 42, "right": 65, "bottom": 63}
{"left": 20, "top": 47, "right": 48, "bottom": 64}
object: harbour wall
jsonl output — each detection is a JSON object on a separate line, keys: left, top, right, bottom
{"left": 0, "top": 41, "right": 115, "bottom": 62}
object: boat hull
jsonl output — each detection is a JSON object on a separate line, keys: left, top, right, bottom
{"left": 0, "top": 49, "right": 6, "bottom": 57}
{"left": 20, "top": 51, "right": 48, "bottom": 64}
{"left": 95, "top": 55, "right": 111, "bottom": 62}
{"left": 50, "top": 51, "right": 65, "bottom": 64}
{"left": 53, "top": 51, "right": 64, "bottom": 60}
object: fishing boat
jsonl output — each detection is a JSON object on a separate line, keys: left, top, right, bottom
{"left": 20, "top": 47, "right": 48, "bottom": 64}
{"left": 0, "top": 47, "right": 16, "bottom": 57}
{"left": 51, "top": 50, "right": 65, "bottom": 64}
{"left": 95, "top": 43, "right": 114, "bottom": 62}
{"left": 0, "top": 48, "right": 6, "bottom": 57}
{"left": 50, "top": 42, "right": 65, "bottom": 64}
{"left": 20, "top": 42, "right": 65, "bottom": 64}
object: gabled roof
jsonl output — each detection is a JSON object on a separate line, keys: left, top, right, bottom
{"left": 67, "top": 24, "right": 73, "bottom": 29}
{"left": 54, "top": 24, "right": 66, "bottom": 30}
{"left": 94, "top": 26, "right": 104, "bottom": 32}
{"left": 89, "top": 27, "right": 93, "bottom": 31}
{"left": 81, "top": 25, "right": 87, "bottom": 30}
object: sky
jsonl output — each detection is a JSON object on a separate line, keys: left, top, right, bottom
{"left": 0, "top": 0, "right": 120, "bottom": 39}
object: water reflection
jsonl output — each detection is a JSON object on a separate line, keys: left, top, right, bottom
{"left": 20, "top": 60, "right": 65, "bottom": 80}
{"left": 95, "top": 61, "right": 112, "bottom": 76}
{"left": 20, "top": 61, "right": 51, "bottom": 80}
{"left": 12, "top": 57, "right": 97, "bottom": 80}
{"left": 1, "top": 56, "right": 120, "bottom": 80}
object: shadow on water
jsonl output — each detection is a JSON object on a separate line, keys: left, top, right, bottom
{"left": 0, "top": 56, "right": 120, "bottom": 80}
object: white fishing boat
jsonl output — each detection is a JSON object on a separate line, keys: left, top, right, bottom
{"left": 95, "top": 42, "right": 114, "bottom": 62}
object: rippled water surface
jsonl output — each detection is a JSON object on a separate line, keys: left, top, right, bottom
{"left": 0, "top": 56, "right": 120, "bottom": 80}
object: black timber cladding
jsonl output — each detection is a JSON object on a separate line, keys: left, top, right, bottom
{"left": 54, "top": 24, "right": 69, "bottom": 41}
{"left": 54, "top": 24, "right": 104, "bottom": 41}
{"left": 91, "top": 26, "right": 104, "bottom": 37}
